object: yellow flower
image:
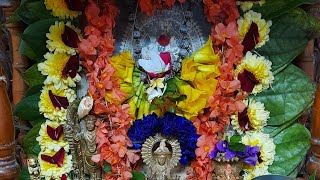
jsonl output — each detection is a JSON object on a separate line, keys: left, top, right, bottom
{"left": 237, "top": 0, "right": 266, "bottom": 12}
{"left": 36, "top": 120, "right": 69, "bottom": 152}
{"left": 39, "top": 85, "right": 76, "bottom": 122}
{"left": 238, "top": 10, "right": 272, "bottom": 49}
{"left": 243, "top": 165, "right": 270, "bottom": 180}
{"left": 146, "top": 78, "right": 167, "bottom": 102}
{"left": 46, "top": 21, "right": 81, "bottom": 55}
{"left": 38, "top": 52, "right": 81, "bottom": 90}
{"left": 235, "top": 52, "right": 274, "bottom": 94}
{"left": 181, "top": 37, "right": 220, "bottom": 92}
{"left": 39, "top": 149, "right": 72, "bottom": 180}
{"left": 106, "top": 51, "right": 135, "bottom": 103}
{"left": 176, "top": 80, "right": 208, "bottom": 119}
{"left": 178, "top": 37, "right": 221, "bottom": 119}
{"left": 231, "top": 99, "right": 269, "bottom": 134}
{"left": 44, "top": 0, "right": 81, "bottom": 19}
{"left": 242, "top": 132, "right": 276, "bottom": 168}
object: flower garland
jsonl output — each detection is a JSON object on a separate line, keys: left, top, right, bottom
{"left": 33, "top": 0, "right": 277, "bottom": 179}
{"left": 128, "top": 113, "right": 200, "bottom": 165}
{"left": 78, "top": 0, "right": 139, "bottom": 179}
{"left": 36, "top": 2, "right": 82, "bottom": 178}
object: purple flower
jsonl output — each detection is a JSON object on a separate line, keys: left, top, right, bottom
{"left": 210, "top": 141, "right": 260, "bottom": 167}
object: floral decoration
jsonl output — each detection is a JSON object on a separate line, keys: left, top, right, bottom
{"left": 128, "top": 112, "right": 200, "bottom": 165}
{"left": 44, "top": 0, "right": 82, "bottom": 19}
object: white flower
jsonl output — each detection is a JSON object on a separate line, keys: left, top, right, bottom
{"left": 146, "top": 78, "right": 167, "bottom": 102}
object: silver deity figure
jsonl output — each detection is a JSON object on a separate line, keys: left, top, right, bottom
{"left": 141, "top": 134, "right": 181, "bottom": 180}
{"left": 27, "top": 158, "right": 40, "bottom": 180}
{"left": 74, "top": 115, "right": 102, "bottom": 180}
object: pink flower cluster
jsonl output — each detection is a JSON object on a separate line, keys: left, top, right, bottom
{"left": 187, "top": 0, "right": 247, "bottom": 179}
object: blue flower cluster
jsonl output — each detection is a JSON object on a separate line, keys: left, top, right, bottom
{"left": 127, "top": 112, "right": 200, "bottom": 165}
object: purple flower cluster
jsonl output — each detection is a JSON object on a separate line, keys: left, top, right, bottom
{"left": 127, "top": 112, "right": 200, "bottom": 165}
{"left": 210, "top": 141, "right": 260, "bottom": 166}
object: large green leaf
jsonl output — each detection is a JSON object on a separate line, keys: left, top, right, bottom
{"left": 256, "top": 11, "right": 309, "bottom": 73}
{"left": 20, "top": 18, "right": 58, "bottom": 61}
{"left": 19, "top": 40, "right": 38, "bottom": 61}
{"left": 21, "top": 64, "right": 45, "bottom": 87}
{"left": 22, "top": 122, "right": 42, "bottom": 157}
{"left": 252, "top": 64, "right": 315, "bottom": 126}
{"left": 268, "top": 124, "right": 310, "bottom": 176}
{"left": 252, "top": 0, "right": 319, "bottom": 20}
{"left": 14, "top": 92, "right": 43, "bottom": 121}
{"left": 8, "top": 0, "right": 54, "bottom": 25}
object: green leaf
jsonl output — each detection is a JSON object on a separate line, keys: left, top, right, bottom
{"left": 19, "top": 40, "right": 38, "bottom": 61}
{"left": 14, "top": 92, "right": 44, "bottom": 121}
{"left": 22, "top": 122, "right": 42, "bottom": 157}
{"left": 229, "top": 135, "right": 242, "bottom": 144}
{"left": 252, "top": 64, "right": 315, "bottom": 126}
{"left": 9, "top": 0, "right": 54, "bottom": 24}
{"left": 21, "top": 64, "right": 45, "bottom": 87}
{"left": 252, "top": 0, "right": 319, "bottom": 20}
{"left": 132, "top": 170, "right": 146, "bottom": 180}
{"left": 309, "top": 172, "right": 317, "bottom": 180}
{"left": 25, "top": 84, "right": 43, "bottom": 97}
{"left": 268, "top": 124, "right": 311, "bottom": 176}
{"left": 228, "top": 135, "right": 246, "bottom": 152}
{"left": 19, "top": 166, "right": 31, "bottom": 180}
{"left": 20, "top": 18, "right": 58, "bottom": 61}
{"left": 103, "top": 161, "right": 112, "bottom": 174}
{"left": 256, "top": 11, "right": 309, "bottom": 73}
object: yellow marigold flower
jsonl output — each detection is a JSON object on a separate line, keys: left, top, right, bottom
{"left": 176, "top": 80, "right": 208, "bottom": 120}
{"left": 231, "top": 99, "right": 269, "bottom": 134}
{"left": 243, "top": 165, "right": 270, "bottom": 180}
{"left": 181, "top": 37, "right": 220, "bottom": 92}
{"left": 106, "top": 51, "right": 135, "bottom": 103}
{"left": 237, "top": 0, "right": 266, "bottom": 12}
{"left": 44, "top": 0, "right": 81, "bottom": 19}
{"left": 39, "top": 149, "right": 72, "bottom": 180}
{"left": 39, "top": 85, "right": 76, "bottom": 122}
{"left": 238, "top": 10, "right": 272, "bottom": 49}
{"left": 36, "top": 120, "right": 69, "bottom": 152}
{"left": 46, "top": 21, "right": 81, "bottom": 55}
{"left": 235, "top": 52, "right": 274, "bottom": 94}
{"left": 242, "top": 132, "right": 276, "bottom": 169}
{"left": 38, "top": 52, "right": 81, "bottom": 90}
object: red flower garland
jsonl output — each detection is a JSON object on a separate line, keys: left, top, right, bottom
{"left": 78, "top": 0, "right": 138, "bottom": 179}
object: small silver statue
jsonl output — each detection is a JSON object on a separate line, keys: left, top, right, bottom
{"left": 141, "top": 134, "right": 181, "bottom": 180}
{"left": 27, "top": 158, "right": 40, "bottom": 180}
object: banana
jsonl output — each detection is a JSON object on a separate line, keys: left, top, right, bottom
{"left": 128, "top": 98, "right": 137, "bottom": 115}
{"left": 143, "top": 100, "right": 150, "bottom": 115}
{"left": 137, "top": 100, "right": 145, "bottom": 119}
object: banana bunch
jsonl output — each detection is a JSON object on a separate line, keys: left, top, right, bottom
{"left": 128, "top": 68, "right": 150, "bottom": 119}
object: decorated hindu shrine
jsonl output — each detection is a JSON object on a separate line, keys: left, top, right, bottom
{"left": 0, "top": 0, "right": 320, "bottom": 179}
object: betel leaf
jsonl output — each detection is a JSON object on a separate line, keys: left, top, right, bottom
{"left": 19, "top": 166, "right": 31, "bottom": 180}
{"left": 252, "top": 0, "right": 319, "bottom": 20}
{"left": 19, "top": 40, "right": 38, "bottom": 61}
{"left": 252, "top": 64, "right": 315, "bottom": 126}
{"left": 256, "top": 10, "right": 309, "bottom": 74}
{"left": 228, "top": 135, "right": 246, "bottom": 152}
{"left": 103, "top": 161, "right": 112, "bottom": 174}
{"left": 132, "top": 170, "right": 146, "bottom": 180}
{"left": 22, "top": 122, "right": 42, "bottom": 157}
{"left": 14, "top": 92, "right": 44, "bottom": 121}
{"left": 21, "top": 64, "right": 45, "bottom": 87}
{"left": 25, "top": 84, "right": 43, "bottom": 97}
{"left": 20, "top": 18, "right": 58, "bottom": 61}
{"left": 8, "top": 0, "right": 54, "bottom": 25}
{"left": 268, "top": 124, "right": 310, "bottom": 177}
